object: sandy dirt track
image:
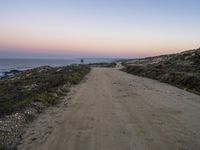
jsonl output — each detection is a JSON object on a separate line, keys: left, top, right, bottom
{"left": 18, "top": 68, "right": 200, "bottom": 150}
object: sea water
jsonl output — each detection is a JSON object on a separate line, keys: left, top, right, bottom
{"left": 0, "top": 58, "right": 115, "bottom": 77}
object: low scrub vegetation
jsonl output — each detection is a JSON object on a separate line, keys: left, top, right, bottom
{"left": 0, "top": 65, "right": 91, "bottom": 117}
{"left": 123, "top": 48, "right": 200, "bottom": 95}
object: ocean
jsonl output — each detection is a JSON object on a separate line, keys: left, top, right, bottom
{"left": 0, "top": 58, "right": 115, "bottom": 77}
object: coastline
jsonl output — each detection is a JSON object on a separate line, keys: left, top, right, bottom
{"left": 0, "top": 58, "right": 116, "bottom": 78}
{"left": 0, "top": 64, "right": 91, "bottom": 149}
{"left": 1, "top": 49, "right": 200, "bottom": 149}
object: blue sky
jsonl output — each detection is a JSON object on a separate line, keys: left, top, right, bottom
{"left": 0, "top": 0, "right": 200, "bottom": 58}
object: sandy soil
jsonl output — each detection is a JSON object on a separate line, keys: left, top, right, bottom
{"left": 18, "top": 68, "right": 200, "bottom": 150}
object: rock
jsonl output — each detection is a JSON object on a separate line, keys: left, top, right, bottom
{"left": 192, "top": 53, "right": 196, "bottom": 56}
{"left": 4, "top": 70, "right": 21, "bottom": 76}
{"left": 51, "top": 93, "right": 58, "bottom": 98}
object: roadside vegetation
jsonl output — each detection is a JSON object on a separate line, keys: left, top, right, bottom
{"left": 0, "top": 64, "right": 90, "bottom": 149}
{"left": 0, "top": 65, "right": 90, "bottom": 117}
{"left": 122, "top": 48, "right": 200, "bottom": 95}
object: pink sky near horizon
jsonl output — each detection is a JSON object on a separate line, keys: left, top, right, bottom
{"left": 1, "top": 25, "right": 199, "bottom": 58}
{"left": 0, "top": 0, "right": 200, "bottom": 58}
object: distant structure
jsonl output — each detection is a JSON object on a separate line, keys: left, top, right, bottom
{"left": 80, "top": 59, "right": 84, "bottom": 64}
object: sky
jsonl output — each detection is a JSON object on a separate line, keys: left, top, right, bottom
{"left": 0, "top": 0, "right": 200, "bottom": 58}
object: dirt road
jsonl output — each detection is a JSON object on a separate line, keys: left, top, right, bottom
{"left": 18, "top": 68, "right": 200, "bottom": 150}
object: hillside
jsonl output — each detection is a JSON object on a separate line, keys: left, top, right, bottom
{"left": 122, "top": 48, "right": 200, "bottom": 94}
{"left": 0, "top": 65, "right": 90, "bottom": 149}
